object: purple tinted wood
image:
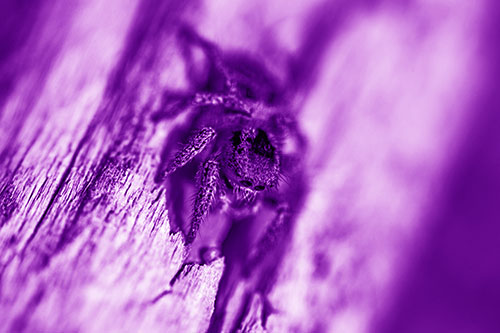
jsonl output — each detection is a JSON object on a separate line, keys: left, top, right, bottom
{"left": 0, "top": 0, "right": 497, "bottom": 332}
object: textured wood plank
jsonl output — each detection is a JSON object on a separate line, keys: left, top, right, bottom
{"left": 0, "top": 1, "right": 225, "bottom": 332}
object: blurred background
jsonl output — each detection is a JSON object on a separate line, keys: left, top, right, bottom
{"left": 1, "top": 0, "right": 499, "bottom": 332}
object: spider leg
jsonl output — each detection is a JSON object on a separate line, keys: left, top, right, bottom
{"left": 186, "top": 158, "right": 220, "bottom": 244}
{"left": 162, "top": 127, "right": 216, "bottom": 178}
{"left": 150, "top": 91, "right": 193, "bottom": 122}
{"left": 177, "top": 24, "right": 240, "bottom": 92}
{"left": 244, "top": 204, "right": 290, "bottom": 275}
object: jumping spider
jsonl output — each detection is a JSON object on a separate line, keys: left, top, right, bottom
{"left": 155, "top": 26, "right": 307, "bottom": 272}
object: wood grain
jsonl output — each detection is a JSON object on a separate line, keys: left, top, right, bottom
{"left": 0, "top": 0, "right": 485, "bottom": 332}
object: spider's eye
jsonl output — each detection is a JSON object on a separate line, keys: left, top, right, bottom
{"left": 254, "top": 185, "right": 265, "bottom": 191}
{"left": 240, "top": 180, "right": 252, "bottom": 187}
{"left": 252, "top": 129, "right": 275, "bottom": 158}
{"left": 231, "top": 131, "right": 242, "bottom": 147}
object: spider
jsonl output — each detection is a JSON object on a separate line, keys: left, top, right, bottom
{"left": 155, "top": 25, "right": 308, "bottom": 331}
{"left": 155, "top": 24, "right": 306, "bottom": 251}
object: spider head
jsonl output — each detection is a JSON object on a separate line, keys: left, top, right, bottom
{"left": 225, "top": 127, "right": 280, "bottom": 193}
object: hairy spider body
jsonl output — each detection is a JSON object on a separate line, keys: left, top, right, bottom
{"left": 156, "top": 27, "right": 305, "bottom": 246}
{"left": 157, "top": 24, "right": 308, "bottom": 331}
{"left": 164, "top": 116, "right": 285, "bottom": 244}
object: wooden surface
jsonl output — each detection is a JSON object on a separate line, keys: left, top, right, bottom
{"left": 0, "top": 0, "right": 487, "bottom": 332}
